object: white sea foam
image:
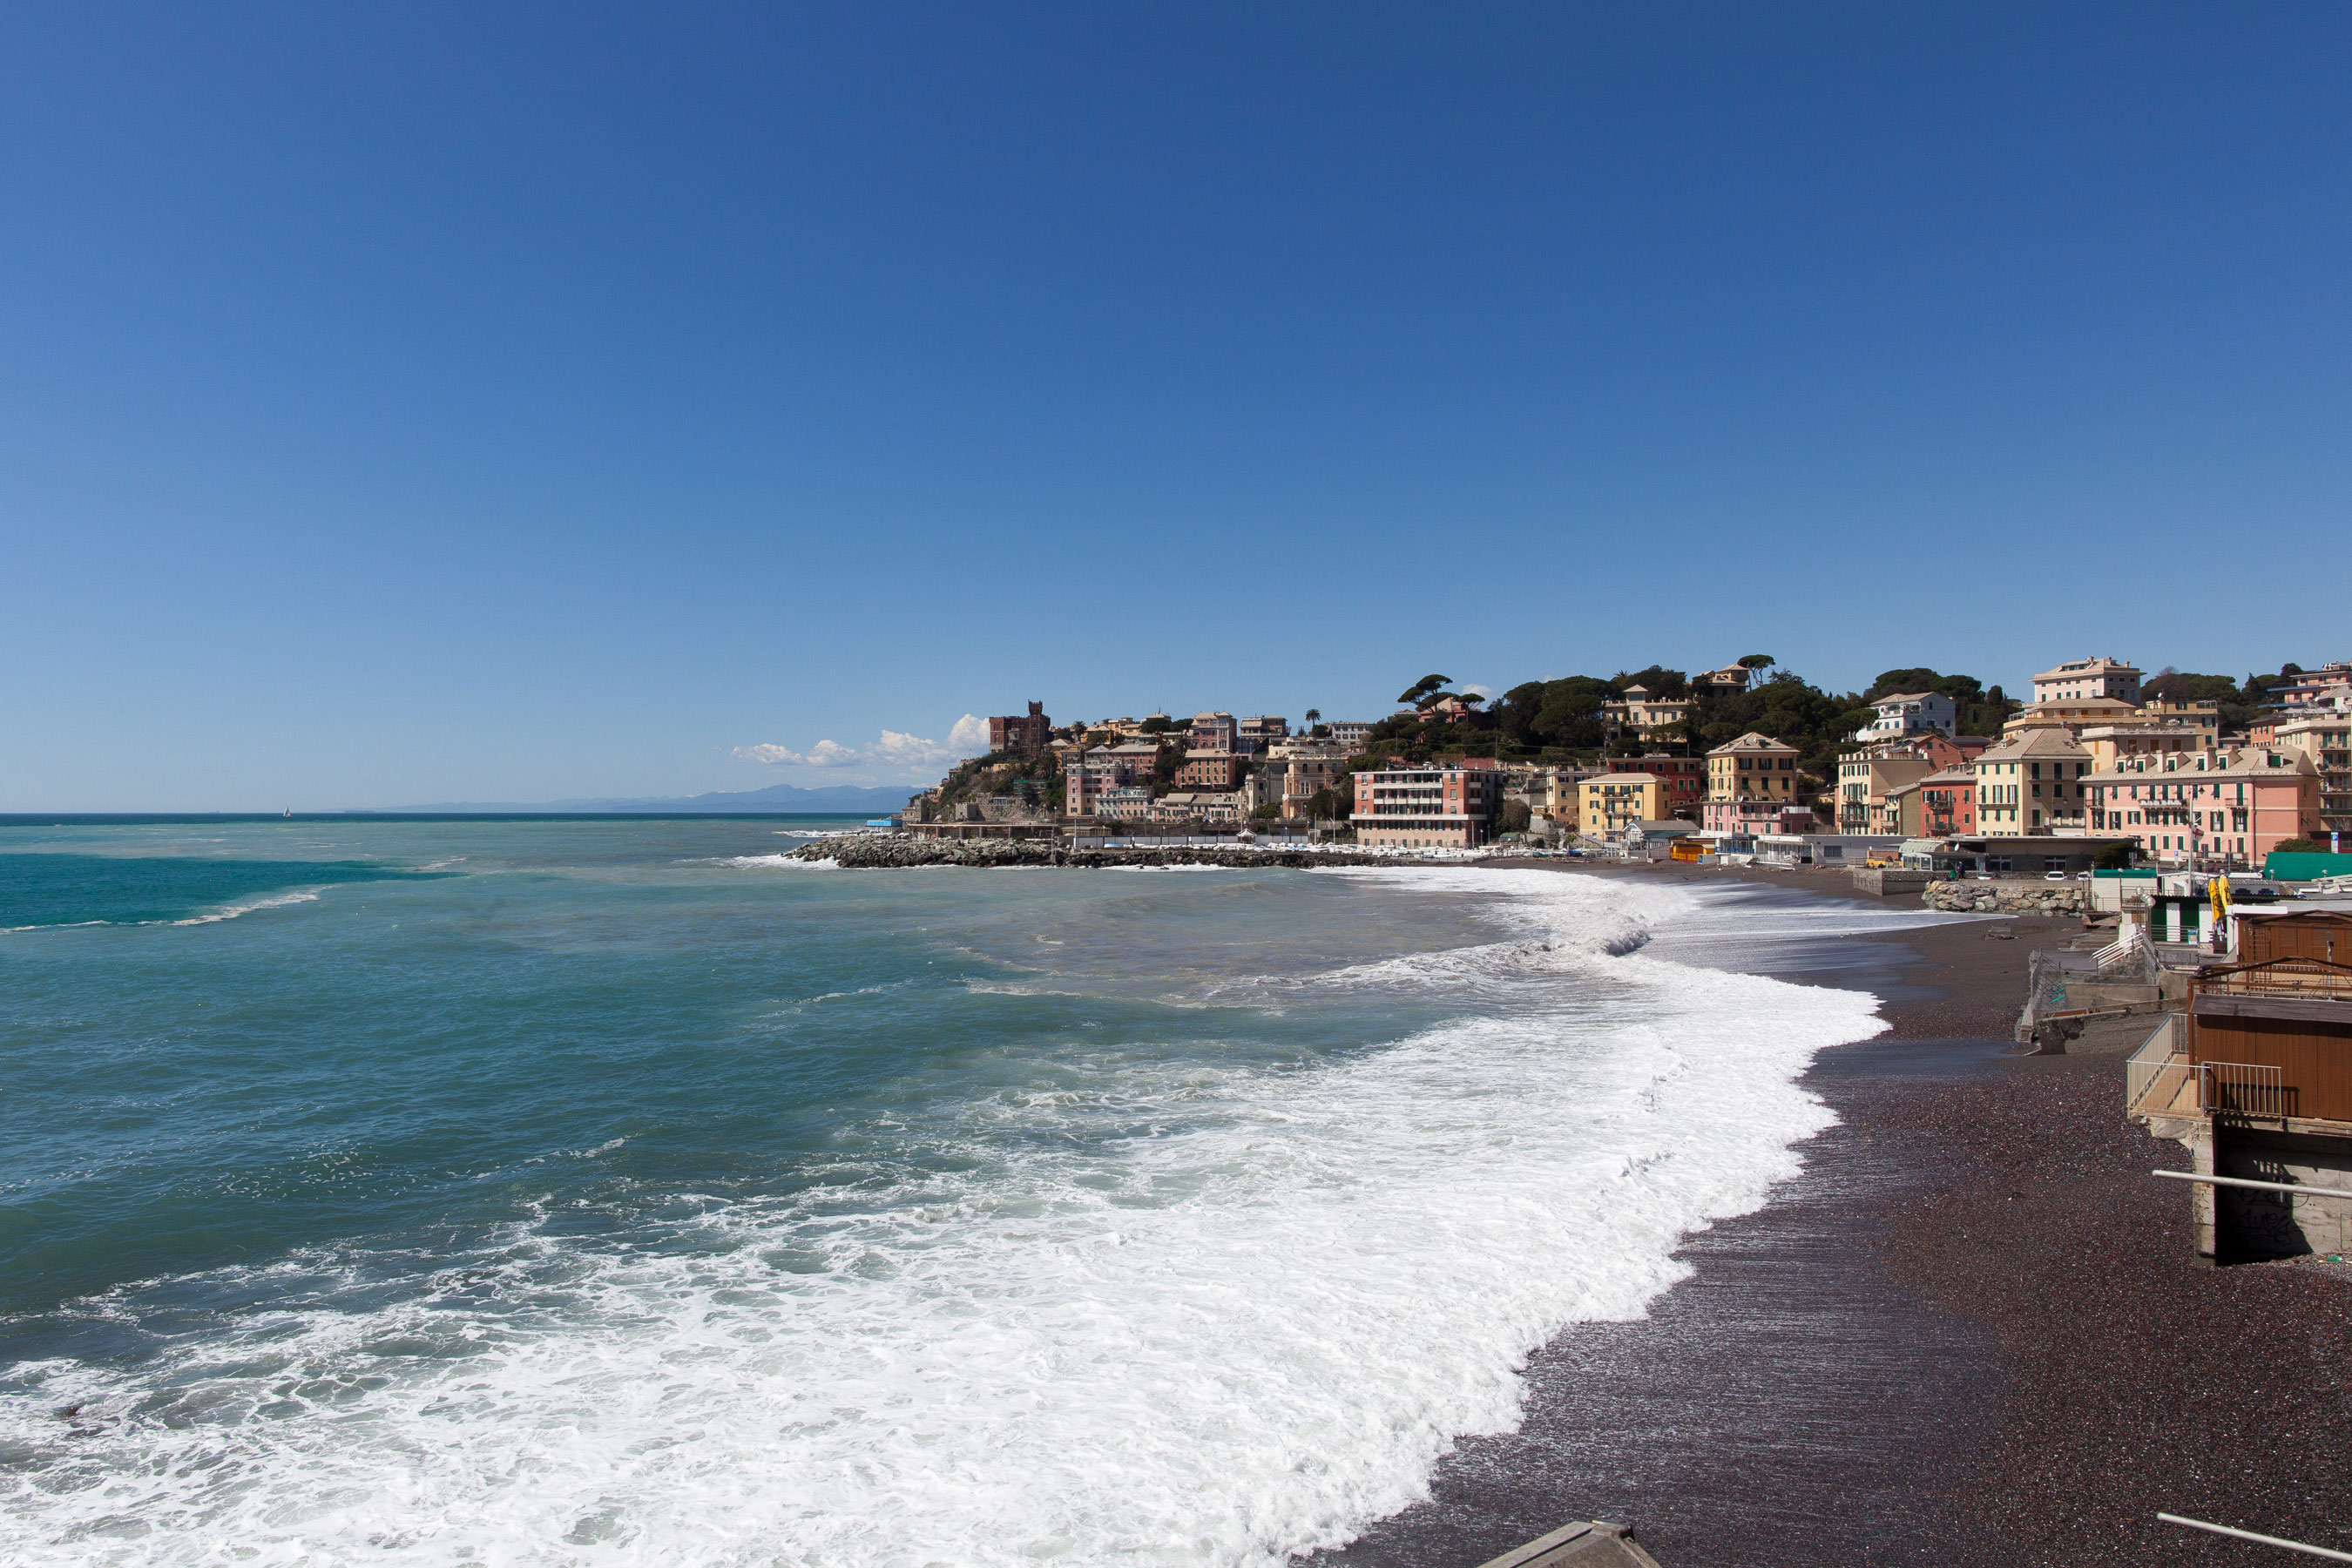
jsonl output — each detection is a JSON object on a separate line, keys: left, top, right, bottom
{"left": 169, "top": 889, "right": 321, "bottom": 926}
{"left": 0, "top": 868, "right": 1889, "bottom": 1567}
{"left": 709, "top": 853, "right": 838, "bottom": 869}
{"left": 4, "top": 890, "right": 326, "bottom": 936}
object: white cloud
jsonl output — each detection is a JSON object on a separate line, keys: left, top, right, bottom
{"left": 733, "top": 739, "right": 862, "bottom": 768}
{"left": 1461, "top": 684, "right": 1496, "bottom": 699}
{"left": 732, "top": 715, "right": 991, "bottom": 779}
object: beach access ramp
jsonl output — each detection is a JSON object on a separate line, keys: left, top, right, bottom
{"left": 1471, "top": 1521, "right": 1667, "bottom": 1568}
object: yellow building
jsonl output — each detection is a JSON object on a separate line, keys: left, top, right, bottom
{"left": 1973, "top": 727, "right": 2093, "bottom": 833}
{"left": 2079, "top": 721, "right": 2215, "bottom": 776}
{"left": 1578, "top": 773, "right": 1666, "bottom": 838}
{"left": 1704, "top": 733, "right": 1801, "bottom": 803}
{"left": 1600, "top": 685, "right": 1691, "bottom": 744}
{"left": 2003, "top": 696, "right": 2138, "bottom": 738}
{"left": 2139, "top": 698, "right": 2221, "bottom": 744}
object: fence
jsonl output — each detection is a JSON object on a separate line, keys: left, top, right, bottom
{"left": 2023, "top": 928, "right": 2166, "bottom": 1041}
{"left": 2124, "top": 1016, "right": 2293, "bottom": 1119}
{"left": 2126, "top": 1016, "right": 2194, "bottom": 1116}
{"left": 2201, "top": 1061, "right": 2291, "bottom": 1119}
{"left": 2198, "top": 956, "right": 2352, "bottom": 1003}
{"left": 2088, "top": 927, "right": 2159, "bottom": 983}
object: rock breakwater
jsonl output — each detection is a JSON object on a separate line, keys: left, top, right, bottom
{"left": 1921, "top": 881, "right": 2086, "bottom": 916}
{"left": 789, "top": 835, "right": 1382, "bottom": 870}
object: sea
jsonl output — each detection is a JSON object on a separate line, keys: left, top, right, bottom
{"left": 0, "top": 815, "right": 1966, "bottom": 1568}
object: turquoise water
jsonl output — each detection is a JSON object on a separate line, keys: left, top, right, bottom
{"left": 0, "top": 819, "right": 1930, "bottom": 1567}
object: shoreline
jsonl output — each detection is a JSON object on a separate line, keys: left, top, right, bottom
{"left": 1316, "top": 861, "right": 2352, "bottom": 1567}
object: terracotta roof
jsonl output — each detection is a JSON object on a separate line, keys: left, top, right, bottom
{"left": 1978, "top": 727, "right": 2092, "bottom": 761}
{"left": 1706, "top": 731, "right": 1798, "bottom": 755}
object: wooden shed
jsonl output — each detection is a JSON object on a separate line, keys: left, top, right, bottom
{"left": 2187, "top": 954, "right": 2352, "bottom": 1122}
{"left": 2234, "top": 909, "right": 2352, "bottom": 967}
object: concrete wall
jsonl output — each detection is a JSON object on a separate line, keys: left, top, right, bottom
{"left": 2213, "top": 1128, "right": 2352, "bottom": 1260}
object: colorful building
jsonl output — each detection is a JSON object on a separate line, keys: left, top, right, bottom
{"left": 1607, "top": 754, "right": 1706, "bottom": 816}
{"left": 2264, "top": 661, "right": 2352, "bottom": 715}
{"left": 1094, "top": 786, "right": 1154, "bottom": 821}
{"left": 1836, "top": 753, "right": 1933, "bottom": 835}
{"left": 2085, "top": 748, "right": 2322, "bottom": 868}
{"left": 2031, "top": 656, "right": 2143, "bottom": 705}
{"left": 1600, "top": 686, "right": 1692, "bottom": 744}
{"left": 1175, "top": 750, "right": 1241, "bottom": 790}
{"left": 2275, "top": 704, "right": 2352, "bottom": 837}
{"left": 1878, "top": 780, "right": 1927, "bottom": 838}
{"left": 1353, "top": 763, "right": 1502, "bottom": 848}
{"left": 1233, "top": 715, "right": 1288, "bottom": 754}
{"left": 1851, "top": 691, "right": 1957, "bottom": 743}
{"left": 2003, "top": 695, "right": 2139, "bottom": 739}
{"left": 1971, "top": 728, "right": 2092, "bottom": 834}
{"left": 1186, "top": 712, "right": 1237, "bottom": 752}
{"left": 1578, "top": 774, "right": 1669, "bottom": 839}
{"left": 2078, "top": 721, "right": 2214, "bottom": 775}
{"left": 2138, "top": 699, "right": 2222, "bottom": 745}
{"left": 988, "top": 701, "right": 1053, "bottom": 756}
{"left": 1701, "top": 732, "right": 1801, "bottom": 834}
{"left": 1916, "top": 767, "right": 1977, "bottom": 836}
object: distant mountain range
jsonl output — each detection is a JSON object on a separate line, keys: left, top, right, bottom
{"left": 358, "top": 782, "right": 916, "bottom": 814}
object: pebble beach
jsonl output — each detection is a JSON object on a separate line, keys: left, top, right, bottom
{"left": 1320, "top": 861, "right": 2352, "bottom": 1568}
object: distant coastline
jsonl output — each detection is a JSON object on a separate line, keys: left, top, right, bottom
{"left": 359, "top": 781, "right": 916, "bottom": 814}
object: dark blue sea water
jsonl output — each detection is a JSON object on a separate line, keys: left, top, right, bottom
{"left": 0, "top": 819, "right": 1955, "bottom": 1567}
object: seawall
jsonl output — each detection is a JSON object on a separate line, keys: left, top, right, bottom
{"left": 790, "top": 835, "right": 1382, "bottom": 870}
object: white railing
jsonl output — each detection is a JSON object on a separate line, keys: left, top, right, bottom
{"left": 2091, "top": 926, "right": 2159, "bottom": 982}
{"left": 2201, "top": 1061, "right": 2290, "bottom": 1119}
{"left": 2126, "top": 1016, "right": 2193, "bottom": 1116}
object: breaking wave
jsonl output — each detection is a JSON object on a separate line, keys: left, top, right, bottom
{"left": 0, "top": 865, "right": 1889, "bottom": 1567}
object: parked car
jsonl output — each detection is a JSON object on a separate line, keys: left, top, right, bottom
{"left": 2044, "top": 871, "right": 2069, "bottom": 881}
{"left": 2234, "top": 884, "right": 2283, "bottom": 903}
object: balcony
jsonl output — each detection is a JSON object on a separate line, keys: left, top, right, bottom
{"left": 2192, "top": 957, "right": 2352, "bottom": 1026}
{"left": 2127, "top": 959, "right": 2352, "bottom": 1125}
{"left": 2126, "top": 1017, "right": 2288, "bottom": 1119}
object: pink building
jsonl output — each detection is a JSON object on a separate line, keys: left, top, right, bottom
{"left": 1067, "top": 742, "right": 1163, "bottom": 819}
{"left": 1353, "top": 763, "right": 1502, "bottom": 848}
{"left": 2084, "top": 748, "right": 2321, "bottom": 868}
{"left": 1702, "top": 798, "right": 1814, "bottom": 835}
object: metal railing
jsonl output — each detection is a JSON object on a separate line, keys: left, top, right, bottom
{"left": 2090, "top": 926, "right": 2159, "bottom": 982}
{"left": 2197, "top": 957, "right": 2352, "bottom": 1002}
{"left": 2126, "top": 1016, "right": 2194, "bottom": 1116}
{"left": 2201, "top": 1061, "right": 2291, "bottom": 1119}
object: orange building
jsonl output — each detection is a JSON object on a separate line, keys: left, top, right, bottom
{"left": 1606, "top": 754, "right": 1704, "bottom": 816}
{"left": 1175, "top": 750, "right": 1241, "bottom": 790}
{"left": 1916, "top": 767, "right": 1977, "bottom": 836}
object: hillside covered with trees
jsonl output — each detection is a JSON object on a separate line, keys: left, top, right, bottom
{"left": 1349, "top": 662, "right": 2024, "bottom": 790}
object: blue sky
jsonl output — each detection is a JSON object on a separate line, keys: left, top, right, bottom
{"left": 4, "top": 3, "right": 2347, "bottom": 808}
